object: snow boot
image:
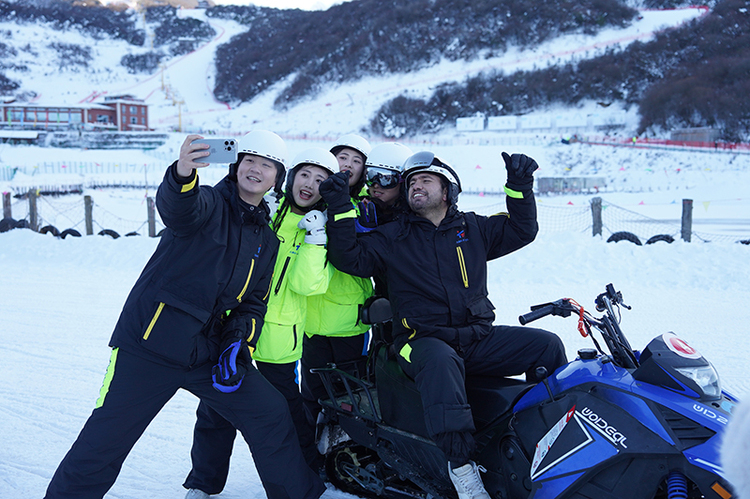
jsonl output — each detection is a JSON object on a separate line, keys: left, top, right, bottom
{"left": 448, "top": 461, "right": 490, "bottom": 499}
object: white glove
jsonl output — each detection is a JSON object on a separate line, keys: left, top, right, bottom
{"left": 297, "top": 210, "right": 328, "bottom": 245}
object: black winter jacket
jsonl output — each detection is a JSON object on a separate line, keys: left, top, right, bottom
{"left": 326, "top": 193, "right": 538, "bottom": 352}
{"left": 109, "top": 163, "right": 279, "bottom": 368}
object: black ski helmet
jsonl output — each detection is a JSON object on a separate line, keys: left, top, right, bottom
{"left": 403, "top": 151, "right": 462, "bottom": 208}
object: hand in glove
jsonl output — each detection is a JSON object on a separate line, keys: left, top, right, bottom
{"left": 502, "top": 152, "right": 539, "bottom": 192}
{"left": 319, "top": 171, "right": 352, "bottom": 214}
{"left": 298, "top": 209, "right": 328, "bottom": 245}
{"left": 212, "top": 337, "right": 252, "bottom": 393}
{"left": 355, "top": 199, "right": 378, "bottom": 232}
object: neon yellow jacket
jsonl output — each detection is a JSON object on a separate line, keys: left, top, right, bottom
{"left": 305, "top": 268, "right": 373, "bottom": 338}
{"left": 305, "top": 199, "right": 373, "bottom": 338}
{"left": 253, "top": 209, "right": 332, "bottom": 363}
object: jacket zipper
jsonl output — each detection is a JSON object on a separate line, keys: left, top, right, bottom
{"left": 143, "top": 302, "right": 165, "bottom": 340}
{"left": 456, "top": 246, "right": 469, "bottom": 288}
{"left": 236, "top": 258, "right": 256, "bottom": 302}
{"left": 274, "top": 256, "right": 291, "bottom": 295}
{"left": 292, "top": 324, "right": 298, "bottom": 350}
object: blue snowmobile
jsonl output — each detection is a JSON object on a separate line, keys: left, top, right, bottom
{"left": 313, "top": 284, "right": 737, "bottom": 499}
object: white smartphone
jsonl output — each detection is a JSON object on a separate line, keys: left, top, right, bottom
{"left": 192, "top": 138, "right": 238, "bottom": 164}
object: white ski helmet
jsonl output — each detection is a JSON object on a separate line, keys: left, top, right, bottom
{"left": 331, "top": 134, "right": 371, "bottom": 197}
{"left": 403, "top": 151, "right": 462, "bottom": 207}
{"left": 330, "top": 133, "right": 372, "bottom": 160}
{"left": 232, "top": 130, "right": 288, "bottom": 196}
{"left": 285, "top": 147, "right": 338, "bottom": 213}
{"left": 237, "top": 130, "right": 287, "bottom": 167}
{"left": 290, "top": 148, "right": 338, "bottom": 175}
{"left": 365, "top": 142, "right": 413, "bottom": 173}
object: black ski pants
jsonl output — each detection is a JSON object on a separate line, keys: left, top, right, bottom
{"left": 396, "top": 325, "right": 567, "bottom": 465}
{"left": 300, "top": 333, "right": 369, "bottom": 430}
{"left": 184, "top": 360, "right": 319, "bottom": 495}
{"left": 44, "top": 348, "right": 324, "bottom": 499}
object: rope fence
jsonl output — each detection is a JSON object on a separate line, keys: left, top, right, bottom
{"left": 1, "top": 191, "right": 164, "bottom": 238}
{"left": 3, "top": 191, "right": 747, "bottom": 245}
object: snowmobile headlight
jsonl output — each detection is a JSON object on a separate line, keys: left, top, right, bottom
{"left": 675, "top": 364, "right": 721, "bottom": 399}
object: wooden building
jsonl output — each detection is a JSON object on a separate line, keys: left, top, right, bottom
{"left": 0, "top": 95, "right": 149, "bottom": 132}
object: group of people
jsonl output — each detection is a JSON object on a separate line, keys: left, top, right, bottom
{"left": 43, "top": 130, "right": 567, "bottom": 499}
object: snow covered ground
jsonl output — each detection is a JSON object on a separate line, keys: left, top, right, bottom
{"left": 1, "top": 136, "right": 749, "bottom": 498}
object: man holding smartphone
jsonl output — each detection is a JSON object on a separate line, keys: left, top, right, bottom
{"left": 44, "top": 132, "right": 325, "bottom": 499}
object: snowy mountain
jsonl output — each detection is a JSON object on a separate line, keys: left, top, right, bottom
{"left": 0, "top": 1, "right": 712, "bottom": 138}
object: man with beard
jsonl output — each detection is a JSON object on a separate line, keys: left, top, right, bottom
{"left": 319, "top": 150, "right": 567, "bottom": 499}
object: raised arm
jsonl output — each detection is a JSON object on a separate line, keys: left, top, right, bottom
{"left": 156, "top": 134, "right": 215, "bottom": 235}
{"left": 319, "top": 171, "right": 387, "bottom": 278}
{"left": 481, "top": 152, "right": 540, "bottom": 260}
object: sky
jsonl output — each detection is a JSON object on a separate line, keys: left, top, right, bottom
{"left": 1, "top": 4, "right": 749, "bottom": 499}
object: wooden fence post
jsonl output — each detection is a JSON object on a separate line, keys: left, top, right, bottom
{"left": 28, "top": 189, "right": 38, "bottom": 231}
{"left": 147, "top": 196, "right": 156, "bottom": 237}
{"left": 2, "top": 192, "right": 10, "bottom": 219}
{"left": 590, "top": 197, "right": 602, "bottom": 237}
{"left": 84, "top": 195, "right": 93, "bottom": 235}
{"left": 681, "top": 199, "right": 693, "bottom": 242}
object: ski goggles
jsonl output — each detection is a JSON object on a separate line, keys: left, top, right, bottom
{"left": 365, "top": 167, "right": 402, "bottom": 189}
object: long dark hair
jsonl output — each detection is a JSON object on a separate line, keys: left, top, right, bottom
{"left": 272, "top": 164, "right": 328, "bottom": 232}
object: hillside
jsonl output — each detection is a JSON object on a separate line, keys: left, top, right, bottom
{"left": 0, "top": 0, "right": 746, "bottom": 141}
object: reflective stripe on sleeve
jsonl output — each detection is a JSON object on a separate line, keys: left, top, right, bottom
{"left": 504, "top": 185, "right": 524, "bottom": 199}
{"left": 180, "top": 174, "right": 197, "bottom": 193}
{"left": 333, "top": 210, "right": 357, "bottom": 222}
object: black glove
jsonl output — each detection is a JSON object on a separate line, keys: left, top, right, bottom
{"left": 502, "top": 152, "right": 538, "bottom": 192}
{"left": 212, "top": 337, "right": 252, "bottom": 393}
{"left": 319, "top": 171, "right": 352, "bottom": 214}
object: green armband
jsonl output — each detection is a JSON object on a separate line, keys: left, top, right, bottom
{"left": 334, "top": 209, "right": 357, "bottom": 222}
{"left": 504, "top": 185, "right": 524, "bottom": 199}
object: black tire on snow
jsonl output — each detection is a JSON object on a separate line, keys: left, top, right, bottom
{"left": 14, "top": 219, "right": 30, "bottom": 229}
{"left": 607, "top": 231, "right": 642, "bottom": 245}
{"left": 646, "top": 234, "right": 675, "bottom": 245}
{"left": 125, "top": 231, "right": 140, "bottom": 237}
{"left": 0, "top": 217, "right": 16, "bottom": 233}
{"left": 156, "top": 228, "right": 166, "bottom": 237}
{"left": 39, "top": 225, "right": 61, "bottom": 237}
{"left": 98, "top": 229, "right": 120, "bottom": 239}
{"left": 739, "top": 239, "right": 750, "bottom": 245}
{"left": 60, "top": 228, "right": 82, "bottom": 239}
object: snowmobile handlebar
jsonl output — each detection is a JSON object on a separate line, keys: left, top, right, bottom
{"left": 519, "top": 284, "right": 639, "bottom": 369}
{"left": 519, "top": 298, "right": 574, "bottom": 325}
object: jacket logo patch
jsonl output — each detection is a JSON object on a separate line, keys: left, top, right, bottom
{"left": 456, "top": 229, "right": 468, "bottom": 245}
{"left": 254, "top": 244, "right": 262, "bottom": 258}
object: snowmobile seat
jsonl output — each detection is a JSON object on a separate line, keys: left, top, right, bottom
{"left": 373, "top": 343, "right": 533, "bottom": 437}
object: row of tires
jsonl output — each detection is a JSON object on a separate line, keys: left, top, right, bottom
{"left": 607, "top": 230, "right": 750, "bottom": 245}
{"left": 0, "top": 218, "right": 165, "bottom": 238}
{"left": 606, "top": 231, "right": 675, "bottom": 245}
{"left": 38, "top": 225, "right": 133, "bottom": 239}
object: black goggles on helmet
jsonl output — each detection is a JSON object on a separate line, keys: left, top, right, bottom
{"left": 365, "top": 167, "right": 402, "bottom": 189}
